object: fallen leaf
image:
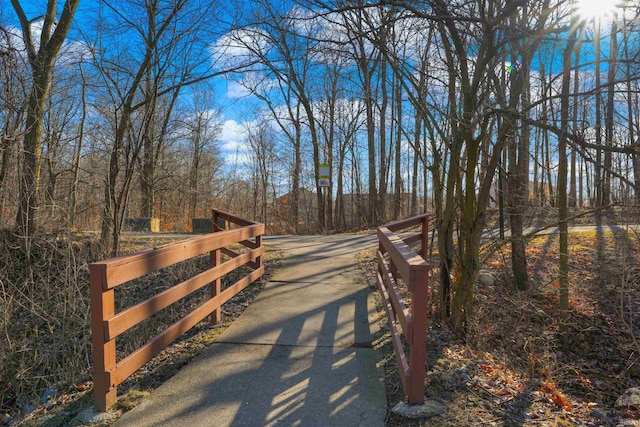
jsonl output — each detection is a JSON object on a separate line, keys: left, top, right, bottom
{"left": 497, "top": 388, "right": 513, "bottom": 396}
{"left": 480, "top": 364, "right": 495, "bottom": 374}
{"left": 551, "top": 393, "right": 572, "bottom": 411}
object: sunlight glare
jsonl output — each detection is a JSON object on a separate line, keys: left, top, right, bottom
{"left": 575, "top": 0, "right": 619, "bottom": 19}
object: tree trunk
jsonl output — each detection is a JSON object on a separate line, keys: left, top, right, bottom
{"left": 411, "top": 122, "right": 420, "bottom": 216}
{"left": 545, "top": 126, "right": 554, "bottom": 207}
{"left": 378, "top": 59, "right": 388, "bottom": 223}
{"left": 558, "top": 23, "right": 578, "bottom": 336}
{"left": 603, "top": 19, "right": 618, "bottom": 206}
{"left": 16, "top": 64, "right": 47, "bottom": 235}
{"left": 140, "top": 112, "right": 156, "bottom": 218}
{"left": 11, "top": 0, "right": 80, "bottom": 237}
{"left": 291, "top": 125, "right": 301, "bottom": 232}
{"left": 623, "top": 21, "right": 640, "bottom": 204}
{"left": 189, "top": 137, "right": 201, "bottom": 221}
{"left": 69, "top": 65, "right": 87, "bottom": 228}
{"left": 569, "top": 44, "right": 580, "bottom": 208}
{"left": 393, "top": 76, "right": 403, "bottom": 220}
{"left": 507, "top": 55, "right": 530, "bottom": 291}
{"left": 336, "top": 148, "right": 346, "bottom": 231}
{"left": 366, "top": 86, "right": 377, "bottom": 226}
{"left": 595, "top": 19, "right": 603, "bottom": 207}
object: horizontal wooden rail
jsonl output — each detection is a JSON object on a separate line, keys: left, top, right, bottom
{"left": 90, "top": 209, "right": 264, "bottom": 411}
{"left": 376, "top": 213, "right": 430, "bottom": 405}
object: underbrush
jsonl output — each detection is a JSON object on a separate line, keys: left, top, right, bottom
{"left": 0, "top": 230, "right": 99, "bottom": 418}
{"left": 468, "top": 231, "right": 640, "bottom": 421}
{"left": 365, "top": 228, "right": 640, "bottom": 426}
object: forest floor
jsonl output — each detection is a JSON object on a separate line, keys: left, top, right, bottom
{"left": 360, "top": 207, "right": 640, "bottom": 426}
{"left": 4, "top": 206, "right": 640, "bottom": 426}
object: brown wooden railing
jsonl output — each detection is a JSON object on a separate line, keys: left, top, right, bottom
{"left": 376, "top": 213, "right": 430, "bottom": 405}
{"left": 90, "top": 209, "right": 264, "bottom": 411}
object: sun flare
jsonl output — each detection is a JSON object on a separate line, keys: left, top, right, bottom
{"left": 575, "top": 0, "right": 619, "bottom": 19}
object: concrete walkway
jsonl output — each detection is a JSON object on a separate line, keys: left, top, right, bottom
{"left": 116, "top": 233, "right": 386, "bottom": 427}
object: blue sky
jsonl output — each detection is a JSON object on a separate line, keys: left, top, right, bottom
{"left": 2, "top": 0, "right": 259, "bottom": 164}
{"left": 2, "top": 0, "right": 633, "bottom": 176}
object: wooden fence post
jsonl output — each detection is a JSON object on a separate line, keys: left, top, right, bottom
{"left": 255, "top": 234, "right": 262, "bottom": 269}
{"left": 90, "top": 264, "right": 117, "bottom": 411}
{"left": 408, "top": 267, "right": 429, "bottom": 405}
{"left": 210, "top": 209, "right": 222, "bottom": 324}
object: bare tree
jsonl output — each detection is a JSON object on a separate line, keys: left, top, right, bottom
{"left": 355, "top": 0, "right": 555, "bottom": 331}
{"left": 246, "top": 117, "right": 277, "bottom": 225}
{"left": 621, "top": 13, "right": 640, "bottom": 204}
{"left": 181, "top": 93, "right": 222, "bottom": 221}
{"left": 10, "top": 0, "right": 80, "bottom": 237}
{"left": 218, "top": 1, "right": 328, "bottom": 232}
{"left": 557, "top": 16, "right": 580, "bottom": 335}
{"left": 41, "top": 82, "right": 78, "bottom": 221}
{"left": 501, "top": 4, "right": 548, "bottom": 291}
{"left": 341, "top": 6, "right": 381, "bottom": 226}
{"left": 90, "top": 0, "right": 220, "bottom": 254}
{"left": 0, "top": 24, "right": 28, "bottom": 224}
{"left": 603, "top": 17, "right": 619, "bottom": 205}
{"left": 333, "top": 99, "right": 365, "bottom": 231}
{"left": 68, "top": 62, "right": 88, "bottom": 228}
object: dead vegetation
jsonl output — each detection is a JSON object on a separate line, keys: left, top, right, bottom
{"left": 362, "top": 225, "right": 640, "bottom": 426}
{"left": 0, "top": 230, "right": 98, "bottom": 421}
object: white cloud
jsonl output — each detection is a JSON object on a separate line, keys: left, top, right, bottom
{"left": 218, "top": 118, "right": 256, "bottom": 168}
{"left": 219, "top": 119, "right": 247, "bottom": 152}
{"left": 210, "top": 27, "right": 271, "bottom": 71}
{"left": 226, "top": 80, "right": 252, "bottom": 99}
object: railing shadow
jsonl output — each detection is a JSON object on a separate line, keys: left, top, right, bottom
{"left": 115, "top": 240, "right": 384, "bottom": 426}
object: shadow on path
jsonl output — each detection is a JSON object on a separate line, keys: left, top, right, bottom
{"left": 115, "top": 233, "right": 385, "bottom": 427}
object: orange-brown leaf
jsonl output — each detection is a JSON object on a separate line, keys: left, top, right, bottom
{"left": 497, "top": 388, "right": 513, "bottom": 396}
{"left": 480, "top": 364, "right": 495, "bottom": 374}
{"left": 551, "top": 393, "right": 573, "bottom": 411}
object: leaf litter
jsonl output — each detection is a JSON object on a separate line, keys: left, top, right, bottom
{"left": 360, "top": 227, "right": 640, "bottom": 426}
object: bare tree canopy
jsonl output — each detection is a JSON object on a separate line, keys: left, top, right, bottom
{"left": 1, "top": 0, "right": 640, "bottom": 327}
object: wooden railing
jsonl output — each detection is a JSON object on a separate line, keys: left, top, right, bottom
{"left": 376, "top": 213, "right": 430, "bottom": 405}
{"left": 90, "top": 209, "right": 264, "bottom": 411}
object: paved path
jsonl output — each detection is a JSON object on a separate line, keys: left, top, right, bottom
{"left": 116, "top": 233, "right": 385, "bottom": 427}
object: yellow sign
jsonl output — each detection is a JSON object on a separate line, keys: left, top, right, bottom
{"left": 319, "top": 163, "right": 330, "bottom": 179}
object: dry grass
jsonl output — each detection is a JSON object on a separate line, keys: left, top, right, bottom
{"left": 366, "top": 227, "right": 640, "bottom": 426}
{"left": 0, "top": 230, "right": 98, "bottom": 419}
